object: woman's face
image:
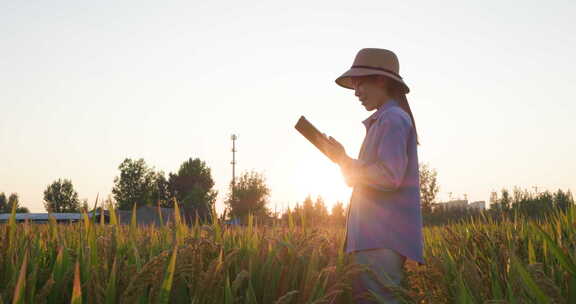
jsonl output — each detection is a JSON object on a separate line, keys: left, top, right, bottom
{"left": 351, "top": 76, "right": 389, "bottom": 111}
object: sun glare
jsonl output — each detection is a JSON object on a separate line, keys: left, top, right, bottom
{"left": 295, "top": 158, "right": 352, "bottom": 212}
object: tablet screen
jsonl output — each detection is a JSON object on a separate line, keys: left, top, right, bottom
{"left": 294, "top": 116, "right": 338, "bottom": 162}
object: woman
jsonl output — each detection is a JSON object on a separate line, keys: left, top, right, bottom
{"left": 325, "top": 48, "right": 424, "bottom": 304}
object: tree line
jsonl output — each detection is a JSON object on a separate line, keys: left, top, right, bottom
{"left": 110, "top": 157, "right": 217, "bottom": 222}
{"left": 20, "top": 155, "right": 353, "bottom": 225}
{"left": 0, "top": 161, "right": 448, "bottom": 224}
{"left": 415, "top": 164, "right": 574, "bottom": 226}
{"left": 423, "top": 187, "right": 574, "bottom": 226}
{"left": 38, "top": 157, "right": 220, "bottom": 222}
{"left": 0, "top": 193, "right": 29, "bottom": 213}
{"left": 5, "top": 159, "right": 574, "bottom": 227}
{"left": 32, "top": 157, "right": 271, "bottom": 223}
{"left": 277, "top": 195, "right": 347, "bottom": 227}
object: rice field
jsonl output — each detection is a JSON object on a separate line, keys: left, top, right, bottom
{"left": 0, "top": 203, "right": 574, "bottom": 303}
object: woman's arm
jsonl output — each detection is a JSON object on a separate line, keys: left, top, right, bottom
{"left": 340, "top": 110, "right": 412, "bottom": 191}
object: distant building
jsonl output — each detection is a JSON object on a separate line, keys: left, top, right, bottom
{"left": 434, "top": 199, "right": 487, "bottom": 211}
{"left": 469, "top": 201, "right": 486, "bottom": 210}
{"left": 0, "top": 213, "right": 93, "bottom": 223}
{"left": 224, "top": 217, "right": 242, "bottom": 226}
{"left": 116, "top": 205, "right": 175, "bottom": 226}
{"left": 443, "top": 200, "right": 468, "bottom": 209}
{"left": 0, "top": 206, "right": 177, "bottom": 226}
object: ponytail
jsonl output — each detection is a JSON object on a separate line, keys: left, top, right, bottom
{"left": 374, "top": 75, "right": 420, "bottom": 145}
{"left": 397, "top": 94, "right": 419, "bottom": 145}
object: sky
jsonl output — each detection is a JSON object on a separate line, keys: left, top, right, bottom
{"left": 1, "top": 0, "right": 575, "bottom": 213}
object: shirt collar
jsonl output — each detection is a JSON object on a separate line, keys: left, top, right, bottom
{"left": 362, "top": 99, "right": 399, "bottom": 128}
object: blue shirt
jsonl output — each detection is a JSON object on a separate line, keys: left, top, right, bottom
{"left": 344, "top": 99, "right": 424, "bottom": 264}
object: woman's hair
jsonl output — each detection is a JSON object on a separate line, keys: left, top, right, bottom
{"left": 381, "top": 76, "right": 419, "bottom": 145}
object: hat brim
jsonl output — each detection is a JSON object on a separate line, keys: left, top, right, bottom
{"left": 335, "top": 67, "right": 410, "bottom": 94}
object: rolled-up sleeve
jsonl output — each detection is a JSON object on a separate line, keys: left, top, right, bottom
{"left": 349, "top": 110, "right": 411, "bottom": 191}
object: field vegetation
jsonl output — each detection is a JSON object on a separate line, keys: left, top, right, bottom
{"left": 0, "top": 201, "right": 575, "bottom": 303}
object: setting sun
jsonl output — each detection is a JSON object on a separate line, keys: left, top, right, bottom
{"left": 293, "top": 157, "right": 352, "bottom": 212}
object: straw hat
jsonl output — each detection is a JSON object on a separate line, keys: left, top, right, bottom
{"left": 335, "top": 48, "right": 409, "bottom": 94}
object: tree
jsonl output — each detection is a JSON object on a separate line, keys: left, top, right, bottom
{"left": 112, "top": 158, "right": 169, "bottom": 210}
{"left": 419, "top": 163, "right": 439, "bottom": 214}
{"left": 554, "top": 189, "right": 574, "bottom": 211}
{"left": 16, "top": 206, "right": 30, "bottom": 213}
{"left": 151, "top": 172, "right": 171, "bottom": 208}
{"left": 8, "top": 193, "right": 19, "bottom": 211}
{"left": 0, "top": 193, "right": 30, "bottom": 213}
{"left": 8, "top": 193, "right": 29, "bottom": 213}
{"left": 43, "top": 179, "right": 81, "bottom": 212}
{"left": 302, "top": 195, "right": 315, "bottom": 224}
{"left": 489, "top": 191, "right": 498, "bottom": 207}
{"left": 168, "top": 158, "right": 217, "bottom": 223}
{"left": 225, "top": 170, "right": 270, "bottom": 221}
{"left": 0, "top": 193, "right": 6, "bottom": 213}
{"left": 314, "top": 196, "right": 329, "bottom": 224}
{"left": 500, "top": 189, "right": 511, "bottom": 211}
{"left": 331, "top": 200, "right": 346, "bottom": 226}
{"left": 80, "top": 199, "right": 90, "bottom": 212}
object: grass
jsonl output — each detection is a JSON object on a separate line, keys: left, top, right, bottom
{"left": 0, "top": 203, "right": 574, "bottom": 303}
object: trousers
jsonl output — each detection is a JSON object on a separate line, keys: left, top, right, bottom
{"left": 352, "top": 248, "right": 406, "bottom": 304}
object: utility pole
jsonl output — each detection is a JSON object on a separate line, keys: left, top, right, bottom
{"left": 231, "top": 134, "right": 238, "bottom": 202}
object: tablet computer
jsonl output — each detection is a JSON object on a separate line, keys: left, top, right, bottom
{"left": 294, "top": 116, "right": 338, "bottom": 163}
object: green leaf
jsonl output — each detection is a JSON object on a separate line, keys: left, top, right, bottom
{"left": 527, "top": 238, "right": 536, "bottom": 265}
{"left": 568, "top": 275, "right": 576, "bottom": 304}
{"left": 130, "top": 202, "right": 138, "bottom": 232}
{"left": 224, "top": 275, "right": 233, "bottom": 304}
{"left": 157, "top": 202, "right": 164, "bottom": 227}
{"left": 82, "top": 206, "right": 91, "bottom": 233}
{"left": 246, "top": 279, "right": 258, "bottom": 304}
{"left": 109, "top": 202, "right": 118, "bottom": 227}
{"left": 71, "top": 261, "right": 82, "bottom": 304}
{"left": 510, "top": 254, "right": 551, "bottom": 304}
{"left": 26, "top": 263, "right": 38, "bottom": 304}
{"left": 8, "top": 198, "right": 18, "bottom": 250}
{"left": 48, "top": 246, "right": 69, "bottom": 303}
{"left": 12, "top": 250, "right": 28, "bottom": 304}
{"left": 91, "top": 193, "right": 99, "bottom": 223}
{"left": 532, "top": 223, "right": 576, "bottom": 275}
{"left": 157, "top": 246, "right": 178, "bottom": 304}
{"left": 105, "top": 256, "right": 118, "bottom": 304}
{"left": 274, "top": 290, "right": 298, "bottom": 304}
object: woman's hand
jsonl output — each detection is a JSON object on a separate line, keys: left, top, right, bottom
{"left": 324, "top": 136, "right": 362, "bottom": 187}
{"left": 325, "top": 136, "right": 350, "bottom": 165}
